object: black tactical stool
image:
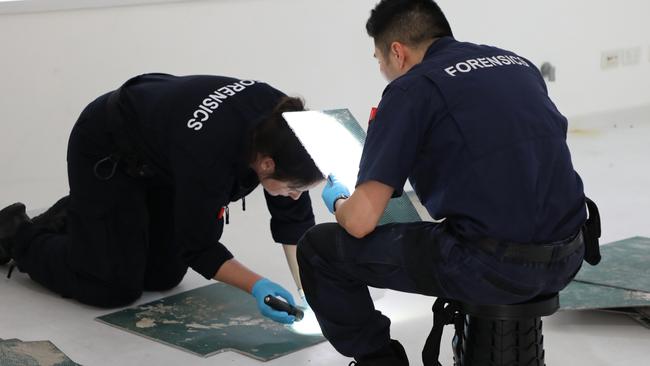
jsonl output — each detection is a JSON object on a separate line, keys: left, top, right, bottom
{"left": 423, "top": 293, "right": 560, "bottom": 366}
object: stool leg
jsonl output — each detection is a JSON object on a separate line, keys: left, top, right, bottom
{"left": 454, "top": 315, "right": 546, "bottom": 366}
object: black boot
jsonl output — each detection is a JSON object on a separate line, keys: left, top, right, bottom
{"left": 349, "top": 340, "right": 409, "bottom": 366}
{"left": 0, "top": 203, "right": 30, "bottom": 265}
{"left": 31, "top": 196, "right": 70, "bottom": 233}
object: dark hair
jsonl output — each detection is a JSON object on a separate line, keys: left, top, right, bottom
{"left": 249, "top": 96, "right": 324, "bottom": 187}
{"left": 366, "top": 0, "right": 453, "bottom": 55}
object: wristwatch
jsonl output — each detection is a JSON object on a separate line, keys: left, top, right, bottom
{"left": 332, "top": 194, "right": 349, "bottom": 212}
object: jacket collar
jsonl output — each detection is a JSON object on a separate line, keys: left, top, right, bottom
{"left": 424, "top": 36, "right": 456, "bottom": 59}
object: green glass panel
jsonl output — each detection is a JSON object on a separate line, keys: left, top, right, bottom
{"left": 0, "top": 340, "right": 79, "bottom": 366}
{"left": 320, "top": 109, "right": 422, "bottom": 224}
{"left": 560, "top": 281, "right": 650, "bottom": 310}
{"left": 97, "top": 283, "right": 325, "bottom": 361}
{"left": 575, "top": 236, "right": 650, "bottom": 293}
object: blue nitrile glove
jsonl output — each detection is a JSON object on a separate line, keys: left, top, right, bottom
{"left": 251, "top": 278, "right": 296, "bottom": 324}
{"left": 321, "top": 174, "right": 350, "bottom": 214}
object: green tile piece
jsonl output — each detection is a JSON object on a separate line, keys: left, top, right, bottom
{"left": 0, "top": 339, "right": 21, "bottom": 343}
{"left": 634, "top": 307, "right": 650, "bottom": 318}
{"left": 596, "top": 308, "right": 650, "bottom": 329}
{"left": 0, "top": 340, "right": 80, "bottom": 366}
{"left": 623, "top": 307, "right": 650, "bottom": 329}
{"left": 600, "top": 307, "right": 650, "bottom": 317}
{"left": 379, "top": 193, "right": 422, "bottom": 225}
{"left": 321, "top": 109, "right": 422, "bottom": 225}
{"left": 559, "top": 281, "right": 650, "bottom": 310}
{"left": 629, "top": 315, "right": 650, "bottom": 329}
{"left": 96, "top": 283, "right": 325, "bottom": 361}
{"left": 574, "top": 236, "right": 650, "bottom": 293}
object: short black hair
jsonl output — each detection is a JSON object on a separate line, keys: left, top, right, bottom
{"left": 249, "top": 96, "right": 323, "bottom": 187}
{"left": 366, "top": 0, "right": 453, "bottom": 54}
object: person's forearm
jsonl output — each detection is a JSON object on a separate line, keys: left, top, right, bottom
{"left": 334, "top": 184, "right": 391, "bottom": 238}
{"left": 335, "top": 197, "right": 376, "bottom": 238}
{"left": 214, "top": 258, "right": 263, "bottom": 293}
{"left": 282, "top": 244, "right": 303, "bottom": 295}
{"left": 334, "top": 198, "right": 354, "bottom": 234}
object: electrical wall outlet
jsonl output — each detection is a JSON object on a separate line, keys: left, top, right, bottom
{"left": 601, "top": 50, "right": 622, "bottom": 69}
{"left": 622, "top": 47, "right": 641, "bottom": 66}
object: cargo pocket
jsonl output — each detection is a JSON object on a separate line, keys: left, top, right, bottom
{"left": 67, "top": 202, "right": 119, "bottom": 285}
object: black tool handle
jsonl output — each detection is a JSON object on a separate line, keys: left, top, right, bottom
{"left": 264, "top": 295, "right": 304, "bottom": 321}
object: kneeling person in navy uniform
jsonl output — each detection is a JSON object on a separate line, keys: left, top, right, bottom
{"left": 0, "top": 74, "right": 323, "bottom": 324}
{"left": 297, "top": 0, "right": 594, "bottom": 364}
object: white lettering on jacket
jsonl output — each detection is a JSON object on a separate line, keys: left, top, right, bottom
{"left": 186, "top": 80, "right": 257, "bottom": 131}
{"left": 444, "top": 55, "right": 530, "bottom": 77}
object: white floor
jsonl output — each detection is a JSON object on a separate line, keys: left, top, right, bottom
{"left": 2, "top": 123, "right": 650, "bottom": 365}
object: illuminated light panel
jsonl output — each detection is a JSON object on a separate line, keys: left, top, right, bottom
{"left": 283, "top": 110, "right": 363, "bottom": 192}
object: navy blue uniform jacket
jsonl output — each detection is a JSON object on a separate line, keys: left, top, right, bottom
{"left": 117, "top": 74, "right": 315, "bottom": 279}
{"left": 358, "top": 37, "right": 586, "bottom": 243}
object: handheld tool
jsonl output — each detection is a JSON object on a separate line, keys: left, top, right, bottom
{"left": 264, "top": 295, "right": 304, "bottom": 321}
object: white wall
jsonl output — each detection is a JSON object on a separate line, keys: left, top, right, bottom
{"left": 1, "top": 0, "right": 649, "bottom": 210}
{"left": 0, "top": 0, "right": 190, "bottom": 14}
{"left": 442, "top": 0, "right": 650, "bottom": 124}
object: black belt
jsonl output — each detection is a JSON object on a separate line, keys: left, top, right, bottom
{"left": 474, "top": 231, "right": 584, "bottom": 264}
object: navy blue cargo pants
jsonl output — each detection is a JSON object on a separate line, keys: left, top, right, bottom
{"left": 297, "top": 222, "right": 584, "bottom": 358}
{"left": 13, "top": 94, "right": 188, "bottom": 308}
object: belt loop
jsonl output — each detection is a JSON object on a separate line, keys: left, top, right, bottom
{"left": 548, "top": 246, "right": 560, "bottom": 267}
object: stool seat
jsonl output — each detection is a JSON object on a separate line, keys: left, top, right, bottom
{"left": 460, "top": 293, "right": 559, "bottom": 320}
{"left": 452, "top": 294, "right": 559, "bottom": 366}
{"left": 424, "top": 294, "right": 561, "bottom": 365}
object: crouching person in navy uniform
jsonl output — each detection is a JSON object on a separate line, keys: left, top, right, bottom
{"left": 297, "top": 0, "right": 597, "bottom": 364}
{"left": 0, "top": 74, "right": 323, "bottom": 324}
